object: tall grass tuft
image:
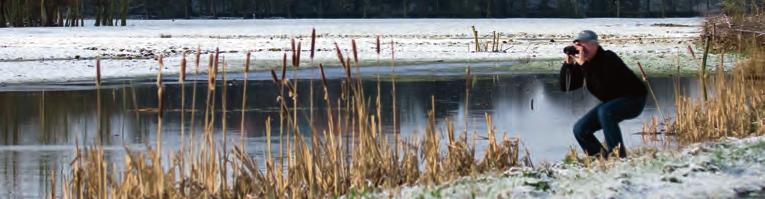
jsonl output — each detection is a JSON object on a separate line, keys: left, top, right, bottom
{"left": 670, "top": 12, "right": 765, "bottom": 145}
{"left": 671, "top": 48, "right": 765, "bottom": 144}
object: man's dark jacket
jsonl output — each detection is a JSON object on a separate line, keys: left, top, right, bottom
{"left": 559, "top": 47, "right": 647, "bottom": 101}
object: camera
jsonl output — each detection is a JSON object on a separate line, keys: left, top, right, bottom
{"left": 563, "top": 46, "right": 579, "bottom": 55}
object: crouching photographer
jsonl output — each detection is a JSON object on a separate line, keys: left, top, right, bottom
{"left": 560, "top": 30, "right": 648, "bottom": 158}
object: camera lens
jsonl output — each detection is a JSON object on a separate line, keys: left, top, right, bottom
{"left": 563, "top": 46, "right": 579, "bottom": 55}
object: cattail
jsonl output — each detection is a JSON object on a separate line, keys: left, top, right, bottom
{"left": 245, "top": 51, "right": 251, "bottom": 73}
{"left": 472, "top": 26, "right": 479, "bottom": 52}
{"left": 687, "top": 45, "right": 697, "bottom": 59}
{"left": 281, "top": 53, "right": 287, "bottom": 80}
{"left": 465, "top": 66, "right": 472, "bottom": 88}
{"left": 156, "top": 55, "right": 164, "bottom": 118}
{"left": 391, "top": 40, "right": 396, "bottom": 64}
{"left": 155, "top": 54, "right": 164, "bottom": 166}
{"left": 179, "top": 52, "right": 188, "bottom": 152}
{"left": 345, "top": 57, "right": 352, "bottom": 79}
{"left": 195, "top": 46, "right": 201, "bottom": 75}
{"left": 351, "top": 39, "right": 359, "bottom": 66}
{"left": 214, "top": 48, "right": 220, "bottom": 65}
{"left": 240, "top": 52, "right": 251, "bottom": 148}
{"left": 310, "top": 28, "right": 316, "bottom": 61}
{"left": 207, "top": 54, "right": 214, "bottom": 90}
{"left": 291, "top": 38, "right": 298, "bottom": 67}
{"left": 220, "top": 58, "right": 228, "bottom": 138}
{"left": 270, "top": 69, "right": 279, "bottom": 84}
{"left": 291, "top": 37, "right": 296, "bottom": 55}
{"left": 96, "top": 56, "right": 101, "bottom": 87}
{"left": 296, "top": 41, "right": 302, "bottom": 68}
{"left": 319, "top": 63, "right": 328, "bottom": 89}
{"left": 334, "top": 42, "right": 345, "bottom": 67}
{"left": 213, "top": 48, "right": 220, "bottom": 86}
{"left": 180, "top": 52, "right": 187, "bottom": 83}
{"left": 157, "top": 55, "right": 163, "bottom": 86}
{"left": 376, "top": 35, "right": 381, "bottom": 55}
{"left": 346, "top": 56, "right": 351, "bottom": 67}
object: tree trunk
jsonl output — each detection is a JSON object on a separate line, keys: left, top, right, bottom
{"left": 666, "top": 0, "right": 675, "bottom": 14}
{"left": 56, "top": 6, "right": 63, "bottom": 26}
{"left": 120, "top": 0, "right": 128, "bottom": 26}
{"left": 143, "top": 0, "right": 149, "bottom": 19}
{"left": 78, "top": 0, "right": 84, "bottom": 26}
{"left": 646, "top": 0, "right": 650, "bottom": 17}
{"left": 94, "top": 0, "right": 101, "bottom": 26}
{"left": 106, "top": 0, "right": 112, "bottom": 26}
{"left": 0, "top": 1, "right": 5, "bottom": 27}
{"left": 660, "top": 0, "right": 666, "bottom": 17}
{"left": 705, "top": 0, "right": 710, "bottom": 13}
{"left": 286, "top": 0, "right": 292, "bottom": 18}
{"left": 65, "top": 7, "right": 70, "bottom": 26}
{"left": 573, "top": 0, "right": 578, "bottom": 17}
{"left": 317, "top": 0, "right": 323, "bottom": 17}
{"left": 363, "top": 0, "right": 369, "bottom": 18}
{"left": 40, "top": 0, "right": 48, "bottom": 26}
{"left": 435, "top": 0, "right": 440, "bottom": 16}
{"left": 486, "top": 0, "right": 492, "bottom": 17}
{"left": 402, "top": 0, "right": 408, "bottom": 17}
{"left": 184, "top": 0, "right": 192, "bottom": 19}
{"left": 211, "top": 0, "right": 217, "bottom": 17}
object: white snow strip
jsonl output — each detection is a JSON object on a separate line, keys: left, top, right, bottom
{"left": 0, "top": 18, "right": 704, "bottom": 83}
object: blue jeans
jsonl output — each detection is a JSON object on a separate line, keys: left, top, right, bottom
{"left": 573, "top": 96, "right": 646, "bottom": 158}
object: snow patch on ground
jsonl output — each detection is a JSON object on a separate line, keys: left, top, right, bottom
{"left": 360, "top": 136, "right": 765, "bottom": 199}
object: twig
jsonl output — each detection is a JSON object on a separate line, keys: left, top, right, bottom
{"left": 637, "top": 62, "right": 665, "bottom": 120}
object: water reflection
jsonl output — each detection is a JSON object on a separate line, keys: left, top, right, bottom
{"left": 0, "top": 74, "right": 699, "bottom": 197}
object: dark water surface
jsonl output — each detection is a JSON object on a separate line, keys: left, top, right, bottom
{"left": 0, "top": 71, "right": 700, "bottom": 197}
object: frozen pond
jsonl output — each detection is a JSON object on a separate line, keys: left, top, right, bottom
{"left": 0, "top": 68, "right": 700, "bottom": 197}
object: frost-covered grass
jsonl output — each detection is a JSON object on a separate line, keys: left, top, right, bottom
{"left": 357, "top": 136, "right": 765, "bottom": 199}
{"left": 0, "top": 18, "right": 709, "bottom": 84}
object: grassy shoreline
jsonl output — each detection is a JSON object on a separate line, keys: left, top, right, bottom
{"left": 357, "top": 135, "right": 765, "bottom": 198}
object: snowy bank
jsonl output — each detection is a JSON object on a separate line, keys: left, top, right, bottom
{"left": 359, "top": 136, "right": 765, "bottom": 198}
{"left": 0, "top": 18, "right": 709, "bottom": 84}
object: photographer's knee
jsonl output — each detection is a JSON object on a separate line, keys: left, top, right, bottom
{"left": 596, "top": 107, "right": 613, "bottom": 121}
{"left": 573, "top": 121, "right": 586, "bottom": 137}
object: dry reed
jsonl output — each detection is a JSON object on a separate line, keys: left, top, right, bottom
{"left": 669, "top": 13, "right": 765, "bottom": 145}
{"left": 671, "top": 49, "right": 765, "bottom": 144}
{"left": 637, "top": 62, "right": 665, "bottom": 120}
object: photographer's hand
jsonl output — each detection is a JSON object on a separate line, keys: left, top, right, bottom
{"left": 575, "top": 45, "right": 587, "bottom": 65}
{"left": 564, "top": 54, "right": 574, "bottom": 65}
